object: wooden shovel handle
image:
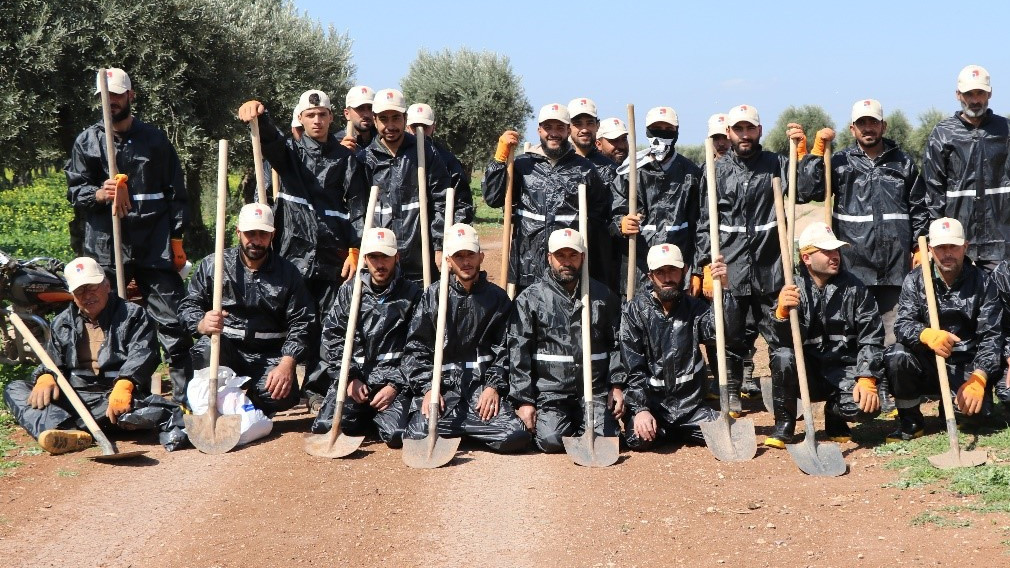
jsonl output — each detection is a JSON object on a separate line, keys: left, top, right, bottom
{"left": 625, "top": 104, "right": 638, "bottom": 299}
{"left": 250, "top": 119, "right": 268, "bottom": 205}
{"left": 98, "top": 68, "right": 127, "bottom": 300}
{"left": 918, "top": 236, "right": 957, "bottom": 422}
{"left": 416, "top": 127, "right": 432, "bottom": 287}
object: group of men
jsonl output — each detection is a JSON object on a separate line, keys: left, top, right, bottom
{"left": 4, "top": 63, "right": 1009, "bottom": 458}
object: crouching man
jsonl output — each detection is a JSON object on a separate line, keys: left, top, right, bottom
{"left": 766, "top": 222, "right": 884, "bottom": 448}
{"left": 621, "top": 245, "right": 738, "bottom": 450}
{"left": 403, "top": 224, "right": 530, "bottom": 452}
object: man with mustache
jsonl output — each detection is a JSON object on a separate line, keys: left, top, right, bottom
{"left": 483, "top": 104, "right": 611, "bottom": 294}
{"left": 65, "top": 68, "right": 193, "bottom": 405}
{"left": 508, "top": 228, "right": 625, "bottom": 453}
{"left": 407, "top": 103, "right": 475, "bottom": 217}
{"left": 620, "top": 245, "right": 736, "bottom": 450}
{"left": 403, "top": 224, "right": 530, "bottom": 452}
{"left": 311, "top": 228, "right": 422, "bottom": 447}
{"left": 706, "top": 113, "right": 732, "bottom": 160}
{"left": 766, "top": 222, "right": 885, "bottom": 447}
{"left": 885, "top": 218, "right": 1002, "bottom": 441}
{"left": 179, "top": 204, "right": 316, "bottom": 415}
{"left": 337, "top": 85, "right": 377, "bottom": 152}
{"left": 595, "top": 117, "right": 630, "bottom": 165}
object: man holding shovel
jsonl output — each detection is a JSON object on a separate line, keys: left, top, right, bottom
{"left": 407, "top": 102, "right": 475, "bottom": 221}
{"left": 885, "top": 218, "right": 1002, "bottom": 440}
{"left": 66, "top": 67, "right": 193, "bottom": 405}
{"left": 337, "top": 85, "right": 376, "bottom": 152}
{"left": 595, "top": 117, "right": 630, "bottom": 165}
{"left": 310, "top": 227, "right": 421, "bottom": 447}
{"left": 2, "top": 257, "right": 173, "bottom": 454}
{"left": 508, "top": 228, "right": 625, "bottom": 453}
{"left": 179, "top": 204, "right": 316, "bottom": 415}
{"left": 620, "top": 245, "right": 737, "bottom": 450}
{"left": 402, "top": 224, "right": 530, "bottom": 452}
{"left": 766, "top": 222, "right": 885, "bottom": 448}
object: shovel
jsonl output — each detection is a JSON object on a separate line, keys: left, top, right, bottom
{"left": 823, "top": 141, "right": 833, "bottom": 226}
{"left": 499, "top": 151, "right": 516, "bottom": 299}
{"left": 183, "top": 140, "right": 242, "bottom": 455}
{"left": 249, "top": 118, "right": 268, "bottom": 205}
{"left": 97, "top": 68, "right": 127, "bottom": 300}
{"left": 772, "top": 177, "right": 847, "bottom": 476}
{"left": 917, "top": 236, "right": 987, "bottom": 469}
{"left": 415, "top": 127, "right": 433, "bottom": 287}
{"left": 625, "top": 103, "right": 639, "bottom": 300}
{"left": 698, "top": 138, "right": 757, "bottom": 462}
{"left": 403, "top": 184, "right": 461, "bottom": 468}
{"left": 303, "top": 185, "right": 383, "bottom": 458}
{"left": 10, "top": 312, "right": 147, "bottom": 462}
{"left": 562, "top": 183, "right": 620, "bottom": 467}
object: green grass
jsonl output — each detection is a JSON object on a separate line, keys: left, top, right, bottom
{"left": 0, "top": 174, "right": 74, "bottom": 261}
{"left": 469, "top": 174, "right": 500, "bottom": 227}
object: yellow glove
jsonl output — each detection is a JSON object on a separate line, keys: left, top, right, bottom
{"left": 689, "top": 274, "right": 702, "bottom": 297}
{"left": 28, "top": 373, "right": 59, "bottom": 409}
{"left": 170, "top": 238, "right": 186, "bottom": 271}
{"left": 919, "top": 328, "right": 960, "bottom": 358}
{"left": 702, "top": 265, "right": 713, "bottom": 296}
{"left": 494, "top": 130, "right": 520, "bottom": 162}
{"left": 347, "top": 247, "right": 359, "bottom": 269}
{"left": 786, "top": 123, "right": 807, "bottom": 159}
{"left": 853, "top": 377, "right": 880, "bottom": 414}
{"left": 956, "top": 371, "right": 986, "bottom": 415}
{"left": 775, "top": 285, "right": 801, "bottom": 319}
{"left": 106, "top": 379, "right": 134, "bottom": 423}
{"left": 811, "top": 128, "right": 836, "bottom": 157}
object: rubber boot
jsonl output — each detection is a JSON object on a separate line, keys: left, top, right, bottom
{"left": 725, "top": 357, "right": 744, "bottom": 416}
{"left": 877, "top": 373, "right": 897, "bottom": 418}
{"left": 764, "top": 372, "right": 797, "bottom": 449}
{"left": 740, "top": 352, "right": 761, "bottom": 398}
{"left": 37, "top": 429, "right": 93, "bottom": 455}
{"left": 705, "top": 356, "right": 720, "bottom": 401}
{"left": 885, "top": 405, "right": 924, "bottom": 442}
{"left": 824, "top": 412, "right": 852, "bottom": 443}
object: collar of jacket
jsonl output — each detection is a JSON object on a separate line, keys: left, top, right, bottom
{"left": 848, "top": 138, "right": 899, "bottom": 161}
{"left": 542, "top": 266, "right": 581, "bottom": 301}
{"left": 297, "top": 130, "right": 339, "bottom": 154}
{"left": 70, "top": 292, "right": 124, "bottom": 331}
{"left": 796, "top": 265, "right": 849, "bottom": 300}
{"left": 728, "top": 143, "right": 766, "bottom": 167}
{"left": 931, "top": 257, "right": 975, "bottom": 291}
{"left": 449, "top": 270, "right": 489, "bottom": 295}
{"left": 231, "top": 246, "right": 278, "bottom": 274}
{"left": 368, "top": 131, "right": 416, "bottom": 159}
{"left": 955, "top": 108, "right": 994, "bottom": 129}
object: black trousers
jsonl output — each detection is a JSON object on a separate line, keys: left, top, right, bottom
{"left": 885, "top": 343, "right": 993, "bottom": 415}
{"left": 190, "top": 335, "right": 300, "bottom": 415}
{"left": 769, "top": 347, "right": 880, "bottom": 423}
{"left": 624, "top": 402, "right": 716, "bottom": 450}
{"left": 310, "top": 382, "right": 409, "bottom": 449}
{"left": 530, "top": 393, "right": 619, "bottom": 454}
{"left": 405, "top": 384, "right": 531, "bottom": 454}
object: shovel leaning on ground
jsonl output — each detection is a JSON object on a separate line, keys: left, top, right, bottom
{"left": 403, "top": 184, "right": 461, "bottom": 468}
{"left": 303, "top": 186, "right": 382, "bottom": 458}
{"left": 500, "top": 150, "right": 516, "bottom": 300}
{"left": 561, "top": 183, "right": 620, "bottom": 467}
{"left": 9, "top": 312, "right": 147, "bottom": 462}
{"left": 183, "top": 140, "right": 242, "bottom": 455}
{"left": 698, "top": 138, "right": 757, "bottom": 462}
{"left": 772, "top": 177, "right": 847, "bottom": 477}
{"left": 917, "top": 236, "right": 988, "bottom": 470}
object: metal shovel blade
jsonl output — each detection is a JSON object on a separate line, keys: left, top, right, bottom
{"left": 304, "top": 431, "right": 365, "bottom": 459}
{"left": 700, "top": 414, "right": 757, "bottom": 462}
{"left": 183, "top": 413, "right": 242, "bottom": 455}
{"left": 928, "top": 419, "right": 987, "bottom": 469}
{"left": 89, "top": 450, "right": 149, "bottom": 462}
{"left": 402, "top": 435, "right": 460, "bottom": 469}
{"left": 760, "top": 376, "right": 775, "bottom": 414}
{"left": 562, "top": 431, "right": 620, "bottom": 468}
{"left": 786, "top": 435, "right": 847, "bottom": 477}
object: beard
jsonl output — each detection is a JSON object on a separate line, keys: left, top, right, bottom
{"left": 655, "top": 285, "right": 681, "bottom": 303}
{"left": 733, "top": 139, "right": 758, "bottom": 158}
{"left": 961, "top": 99, "right": 989, "bottom": 118}
{"left": 572, "top": 135, "right": 595, "bottom": 153}
{"left": 551, "top": 264, "right": 579, "bottom": 284}
{"left": 543, "top": 138, "right": 570, "bottom": 160}
{"left": 241, "top": 241, "right": 269, "bottom": 261}
{"left": 111, "top": 99, "right": 131, "bottom": 122}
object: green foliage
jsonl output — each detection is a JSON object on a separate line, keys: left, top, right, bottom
{"left": 677, "top": 144, "right": 705, "bottom": 166}
{"left": 884, "top": 109, "right": 913, "bottom": 153}
{"left": 764, "top": 105, "right": 835, "bottom": 154}
{"left": 402, "top": 47, "right": 532, "bottom": 173}
{"left": 0, "top": 174, "right": 73, "bottom": 261}
{"left": 908, "top": 108, "right": 947, "bottom": 167}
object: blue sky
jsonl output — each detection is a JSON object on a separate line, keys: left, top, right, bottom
{"left": 294, "top": 0, "right": 1009, "bottom": 145}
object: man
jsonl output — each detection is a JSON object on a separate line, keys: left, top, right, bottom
{"left": 707, "top": 113, "right": 731, "bottom": 160}
{"left": 2, "top": 257, "right": 174, "bottom": 454}
{"left": 358, "top": 88, "right": 470, "bottom": 286}
{"left": 65, "top": 68, "right": 192, "bottom": 404}
{"left": 483, "top": 104, "right": 611, "bottom": 293}
{"left": 695, "top": 104, "right": 805, "bottom": 412}
{"left": 337, "top": 85, "right": 376, "bottom": 152}
{"left": 766, "top": 222, "right": 884, "bottom": 447}
{"left": 595, "top": 117, "right": 630, "bottom": 165}
{"left": 407, "top": 102, "right": 476, "bottom": 216}
{"left": 885, "top": 218, "right": 1002, "bottom": 440}
{"left": 621, "top": 245, "right": 736, "bottom": 450}
{"left": 311, "top": 228, "right": 422, "bottom": 447}
{"left": 613, "top": 106, "right": 701, "bottom": 295}
{"left": 568, "top": 97, "right": 618, "bottom": 185}
{"left": 179, "top": 204, "right": 316, "bottom": 415}
{"left": 509, "top": 228, "right": 625, "bottom": 453}
{"left": 403, "top": 224, "right": 530, "bottom": 452}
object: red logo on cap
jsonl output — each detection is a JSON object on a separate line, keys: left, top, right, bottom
{"left": 718, "top": 116, "right": 725, "bottom": 123}
{"left": 661, "top": 245, "right": 669, "bottom": 253}
{"left": 361, "top": 87, "right": 368, "bottom": 93}
{"left": 254, "top": 207, "right": 263, "bottom": 217}
{"left": 76, "top": 263, "right": 84, "bottom": 272}
{"left": 740, "top": 105, "right": 748, "bottom": 111}
{"left": 863, "top": 100, "right": 871, "bottom": 106}
{"left": 377, "top": 231, "right": 385, "bottom": 239}
{"left": 106, "top": 71, "right": 113, "bottom": 78}
{"left": 580, "top": 99, "right": 587, "bottom": 105}
{"left": 417, "top": 106, "right": 424, "bottom": 112}
{"left": 385, "top": 91, "right": 394, "bottom": 99}
{"left": 612, "top": 119, "right": 619, "bottom": 125}
{"left": 942, "top": 221, "right": 950, "bottom": 230}
{"left": 564, "top": 229, "right": 572, "bottom": 237}
{"left": 457, "top": 228, "right": 465, "bottom": 237}
{"left": 972, "top": 69, "right": 980, "bottom": 78}
{"left": 552, "top": 104, "right": 559, "bottom": 111}
{"left": 659, "top": 108, "right": 667, "bottom": 115}
{"left": 825, "top": 226, "right": 832, "bottom": 234}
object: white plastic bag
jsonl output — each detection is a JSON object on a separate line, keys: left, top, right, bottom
{"left": 186, "top": 366, "right": 273, "bottom": 445}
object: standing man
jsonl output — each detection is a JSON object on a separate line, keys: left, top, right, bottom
{"left": 179, "top": 204, "right": 316, "bottom": 415}
{"left": 403, "top": 224, "right": 530, "bottom": 452}
{"left": 406, "top": 102, "right": 476, "bottom": 221}
{"left": 337, "top": 85, "right": 376, "bottom": 152}
{"left": 707, "top": 113, "right": 731, "bottom": 160}
{"left": 483, "top": 104, "right": 611, "bottom": 293}
{"left": 767, "top": 223, "right": 884, "bottom": 447}
{"left": 569, "top": 97, "right": 618, "bottom": 184}
{"left": 311, "top": 228, "right": 422, "bottom": 447}
{"left": 65, "top": 68, "right": 192, "bottom": 405}
{"left": 508, "top": 228, "right": 625, "bottom": 453}
{"left": 595, "top": 117, "right": 630, "bottom": 165}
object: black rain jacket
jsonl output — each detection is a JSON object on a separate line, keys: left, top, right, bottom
{"left": 432, "top": 138, "right": 475, "bottom": 210}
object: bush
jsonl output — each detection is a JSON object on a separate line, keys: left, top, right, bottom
{"left": 0, "top": 173, "right": 73, "bottom": 261}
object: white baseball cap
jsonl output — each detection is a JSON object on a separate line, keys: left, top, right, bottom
{"left": 548, "top": 228, "right": 584, "bottom": 253}
{"left": 597, "top": 117, "right": 628, "bottom": 140}
{"left": 567, "top": 97, "right": 598, "bottom": 119}
{"left": 345, "top": 85, "right": 375, "bottom": 108}
{"left": 65, "top": 257, "right": 107, "bottom": 293}
{"left": 407, "top": 103, "right": 435, "bottom": 126}
{"left": 360, "top": 227, "right": 398, "bottom": 256}
{"left": 443, "top": 223, "right": 480, "bottom": 256}
{"left": 237, "top": 203, "right": 275, "bottom": 233}
{"left": 538, "top": 103, "right": 570, "bottom": 125}
{"left": 291, "top": 104, "right": 305, "bottom": 128}
{"left": 957, "top": 65, "right": 991, "bottom": 93}
{"left": 95, "top": 68, "right": 131, "bottom": 95}
{"left": 798, "top": 222, "right": 848, "bottom": 251}
{"left": 851, "top": 99, "right": 884, "bottom": 123}
{"left": 645, "top": 106, "right": 679, "bottom": 127}
{"left": 707, "top": 113, "right": 729, "bottom": 137}
{"left": 372, "top": 89, "right": 407, "bottom": 114}
{"left": 727, "top": 104, "right": 760, "bottom": 127}
{"left": 646, "top": 244, "right": 685, "bottom": 271}
{"left": 297, "top": 89, "right": 332, "bottom": 112}
{"left": 929, "top": 217, "right": 966, "bottom": 247}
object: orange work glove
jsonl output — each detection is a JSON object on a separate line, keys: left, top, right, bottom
{"left": 956, "top": 371, "right": 986, "bottom": 415}
{"left": 112, "top": 173, "right": 130, "bottom": 218}
{"left": 170, "top": 238, "right": 186, "bottom": 271}
{"left": 811, "top": 128, "right": 836, "bottom": 157}
{"left": 494, "top": 130, "right": 520, "bottom": 162}
{"left": 620, "top": 214, "right": 640, "bottom": 235}
{"left": 702, "top": 265, "right": 714, "bottom": 297}
{"left": 28, "top": 373, "right": 59, "bottom": 409}
{"left": 919, "top": 328, "right": 960, "bottom": 358}
{"left": 853, "top": 377, "right": 879, "bottom": 413}
{"left": 786, "top": 123, "right": 807, "bottom": 159}
{"left": 775, "top": 285, "right": 801, "bottom": 319}
{"left": 689, "top": 274, "right": 702, "bottom": 297}
{"left": 106, "top": 379, "right": 134, "bottom": 423}
{"left": 347, "top": 248, "right": 359, "bottom": 270}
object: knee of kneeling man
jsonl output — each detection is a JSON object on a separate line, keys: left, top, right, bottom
{"left": 768, "top": 347, "right": 795, "bottom": 370}
{"left": 536, "top": 431, "right": 566, "bottom": 453}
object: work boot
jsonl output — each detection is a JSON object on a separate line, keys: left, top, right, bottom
{"left": 885, "top": 406, "right": 925, "bottom": 442}
{"left": 824, "top": 413, "right": 852, "bottom": 443}
{"left": 878, "top": 374, "right": 897, "bottom": 418}
{"left": 306, "top": 392, "right": 324, "bottom": 416}
{"left": 740, "top": 356, "right": 761, "bottom": 398}
{"left": 37, "top": 429, "right": 93, "bottom": 455}
{"left": 764, "top": 366, "right": 798, "bottom": 449}
{"left": 725, "top": 357, "right": 744, "bottom": 416}
{"left": 704, "top": 358, "right": 720, "bottom": 401}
